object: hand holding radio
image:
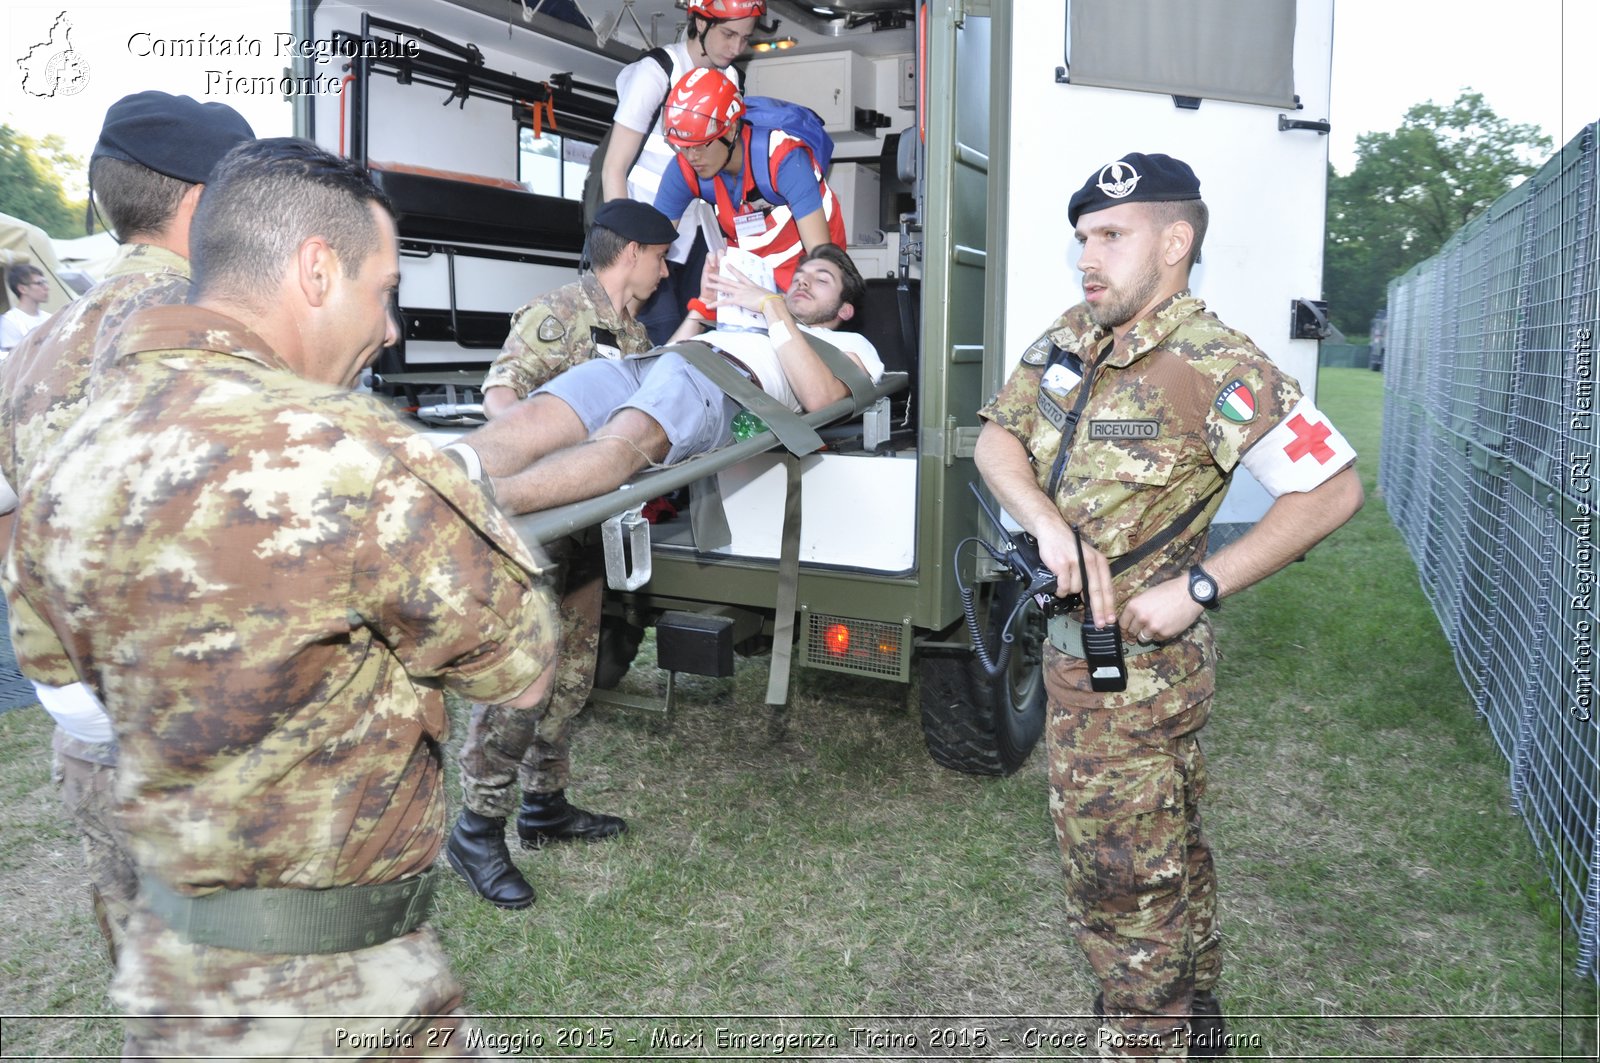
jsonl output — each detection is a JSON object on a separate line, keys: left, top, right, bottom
{"left": 1035, "top": 523, "right": 1117, "bottom": 626}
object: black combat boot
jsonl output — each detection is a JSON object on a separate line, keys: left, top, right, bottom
{"left": 445, "top": 809, "right": 535, "bottom": 909}
{"left": 1187, "top": 991, "right": 1228, "bottom": 1057}
{"left": 516, "top": 789, "right": 627, "bottom": 849}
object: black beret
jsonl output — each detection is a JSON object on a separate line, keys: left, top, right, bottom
{"left": 592, "top": 199, "right": 678, "bottom": 246}
{"left": 1068, "top": 152, "right": 1202, "bottom": 227}
{"left": 91, "top": 92, "right": 255, "bottom": 184}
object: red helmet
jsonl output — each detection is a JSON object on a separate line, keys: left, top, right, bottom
{"left": 687, "top": 0, "right": 766, "bottom": 19}
{"left": 662, "top": 69, "right": 745, "bottom": 148}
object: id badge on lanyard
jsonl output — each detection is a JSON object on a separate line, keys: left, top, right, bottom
{"left": 733, "top": 209, "right": 768, "bottom": 241}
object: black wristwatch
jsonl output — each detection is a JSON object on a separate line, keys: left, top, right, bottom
{"left": 1188, "top": 563, "right": 1221, "bottom": 610}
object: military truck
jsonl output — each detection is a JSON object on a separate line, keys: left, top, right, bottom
{"left": 291, "top": 0, "right": 1336, "bottom": 775}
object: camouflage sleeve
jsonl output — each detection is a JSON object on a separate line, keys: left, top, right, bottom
{"left": 352, "top": 437, "right": 558, "bottom": 704}
{"left": 978, "top": 309, "right": 1094, "bottom": 443}
{"left": 1200, "top": 354, "right": 1301, "bottom": 472}
{"left": 2, "top": 552, "right": 79, "bottom": 687}
{"left": 481, "top": 301, "right": 582, "bottom": 398}
{"left": 977, "top": 360, "right": 1044, "bottom": 445}
{"left": 1202, "top": 351, "right": 1358, "bottom": 495}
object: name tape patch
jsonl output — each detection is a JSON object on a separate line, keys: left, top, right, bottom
{"left": 1038, "top": 390, "right": 1069, "bottom": 431}
{"left": 1089, "top": 419, "right": 1160, "bottom": 440}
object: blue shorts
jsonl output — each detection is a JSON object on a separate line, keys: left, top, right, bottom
{"left": 535, "top": 352, "right": 740, "bottom": 464}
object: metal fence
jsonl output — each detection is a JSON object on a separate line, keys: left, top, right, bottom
{"left": 1381, "top": 123, "right": 1600, "bottom": 979}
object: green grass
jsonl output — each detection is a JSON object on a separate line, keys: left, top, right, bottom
{"left": 0, "top": 368, "right": 1595, "bottom": 1058}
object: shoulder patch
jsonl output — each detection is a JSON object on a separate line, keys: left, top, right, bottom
{"left": 1215, "top": 380, "right": 1257, "bottom": 424}
{"left": 1020, "top": 334, "right": 1053, "bottom": 366}
{"left": 537, "top": 315, "right": 566, "bottom": 343}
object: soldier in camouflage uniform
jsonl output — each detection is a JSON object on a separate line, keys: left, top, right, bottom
{"left": 4, "top": 138, "right": 558, "bottom": 1058}
{"left": 478, "top": 200, "right": 660, "bottom": 415}
{"left": 976, "top": 153, "right": 1363, "bottom": 1059}
{"left": 0, "top": 91, "right": 254, "bottom": 966}
{"left": 448, "top": 199, "right": 674, "bottom": 910}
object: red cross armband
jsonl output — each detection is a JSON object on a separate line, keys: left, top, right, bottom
{"left": 1239, "top": 397, "right": 1357, "bottom": 496}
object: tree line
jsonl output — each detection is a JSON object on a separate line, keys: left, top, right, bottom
{"left": 1325, "top": 91, "right": 1551, "bottom": 337}
{"left": 0, "top": 124, "right": 93, "bottom": 238}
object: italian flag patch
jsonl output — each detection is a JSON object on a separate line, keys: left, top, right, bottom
{"left": 1215, "top": 380, "right": 1257, "bottom": 423}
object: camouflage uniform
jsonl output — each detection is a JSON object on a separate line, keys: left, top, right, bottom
{"left": 0, "top": 241, "right": 192, "bottom": 963}
{"left": 980, "top": 292, "right": 1353, "bottom": 1059}
{"left": 3, "top": 303, "right": 558, "bottom": 1057}
{"left": 481, "top": 273, "right": 652, "bottom": 401}
{"left": 460, "top": 275, "right": 649, "bottom": 815}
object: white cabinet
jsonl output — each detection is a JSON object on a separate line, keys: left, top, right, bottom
{"left": 828, "top": 161, "right": 883, "bottom": 244}
{"left": 745, "top": 50, "right": 876, "bottom": 140}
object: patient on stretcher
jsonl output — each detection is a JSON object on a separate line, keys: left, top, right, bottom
{"left": 444, "top": 244, "right": 882, "bottom": 515}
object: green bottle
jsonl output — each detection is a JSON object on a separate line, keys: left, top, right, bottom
{"left": 731, "top": 410, "right": 769, "bottom": 441}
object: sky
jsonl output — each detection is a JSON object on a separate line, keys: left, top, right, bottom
{"left": 2, "top": 0, "right": 1597, "bottom": 194}
{"left": 1326, "top": 0, "right": 1595, "bottom": 171}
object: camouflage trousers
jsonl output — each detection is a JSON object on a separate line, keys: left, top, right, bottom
{"left": 1043, "top": 634, "right": 1220, "bottom": 1061}
{"left": 459, "top": 536, "right": 603, "bottom": 815}
{"left": 113, "top": 914, "right": 481, "bottom": 1060}
{"left": 54, "top": 730, "right": 135, "bottom": 967}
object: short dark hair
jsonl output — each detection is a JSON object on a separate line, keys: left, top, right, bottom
{"left": 89, "top": 155, "right": 193, "bottom": 241}
{"left": 6, "top": 264, "right": 44, "bottom": 298}
{"left": 1149, "top": 199, "right": 1209, "bottom": 269}
{"left": 586, "top": 223, "right": 630, "bottom": 271}
{"left": 189, "top": 138, "right": 394, "bottom": 307}
{"left": 799, "top": 243, "right": 866, "bottom": 321}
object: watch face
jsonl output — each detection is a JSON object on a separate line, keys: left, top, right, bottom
{"left": 1193, "top": 576, "right": 1215, "bottom": 601}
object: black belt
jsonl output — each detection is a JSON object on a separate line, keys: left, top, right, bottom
{"left": 141, "top": 869, "right": 436, "bottom": 954}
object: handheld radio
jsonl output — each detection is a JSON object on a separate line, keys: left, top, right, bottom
{"left": 1072, "top": 524, "right": 1128, "bottom": 692}
{"left": 956, "top": 484, "right": 1077, "bottom": 678}
{"left": 968, "top": 483, "right": 1065, "bottom": 608}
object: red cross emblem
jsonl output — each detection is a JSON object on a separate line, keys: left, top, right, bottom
{"left": 1283, "top": 414, "right": 1335, "bottom": 463}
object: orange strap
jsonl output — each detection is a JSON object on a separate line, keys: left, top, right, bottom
{"left": 520, "top": 91, "right": 558, "bottom": 139}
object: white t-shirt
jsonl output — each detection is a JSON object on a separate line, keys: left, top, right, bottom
{"left": 612, "top": 43, "right": 742, "bottom": 263}
{"left": 0, "top": 305, "right": 50, "bottom": 353}
{"left": 709, "top": 323, "right": 884, "bottom": 413}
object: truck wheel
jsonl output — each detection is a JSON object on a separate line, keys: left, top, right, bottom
{"left": 918, "top": 582, "right": 1047, "bottom": 776}
{"left": 593, "top": 615, "right": 646, "bottom": 691}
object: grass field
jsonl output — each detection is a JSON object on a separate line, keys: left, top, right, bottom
{"left": 0, "top": 368, "right": 1596, "bottom": 1059}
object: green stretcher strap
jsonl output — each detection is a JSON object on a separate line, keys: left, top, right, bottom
{"left": 764, "top": 453, "right": 804, "bottom": 706}
{"left": 689, "top": 468, "right": 734, "bottom": 552}
{"left": 800, "top": 334, "right": 875, "bottom": 410}
{"left": 656, "top": 341, "right": 824, "bottom": 456}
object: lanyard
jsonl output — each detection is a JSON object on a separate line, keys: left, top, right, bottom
{"left": 710, "top": 129, "right": 763, "bottom": 240}
{"left": 1044, "top": 339, "right": 1105, "bottom": 500}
